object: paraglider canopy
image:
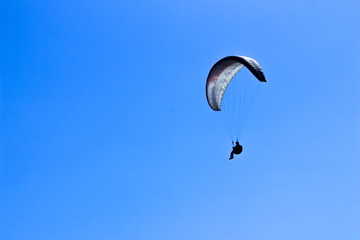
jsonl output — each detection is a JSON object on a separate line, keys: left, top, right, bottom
{"left": 206, "top": 56, "right": 266, "bottom": 111}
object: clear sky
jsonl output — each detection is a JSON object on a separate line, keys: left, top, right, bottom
{"left": 1, "top": 0, "right": 360, "bottom": 239}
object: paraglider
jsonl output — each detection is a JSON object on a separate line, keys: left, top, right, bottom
{"left": 206, "top": 56, "right": 266, "bottom": 159}
{"left": 229, "top": 141, "right": 243, "bottom": 160}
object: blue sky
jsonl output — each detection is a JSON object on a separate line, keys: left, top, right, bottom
{"left": 1, "top": 0, "right": 360, "bottom": 239}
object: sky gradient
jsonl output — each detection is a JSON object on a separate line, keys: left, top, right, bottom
{"left": 1, "top": 0, "right": 360, "bottom": 239}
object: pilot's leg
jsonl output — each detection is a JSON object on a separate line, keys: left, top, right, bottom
{"left": 229, "top": 151, "right": 234, "bottom": 160}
